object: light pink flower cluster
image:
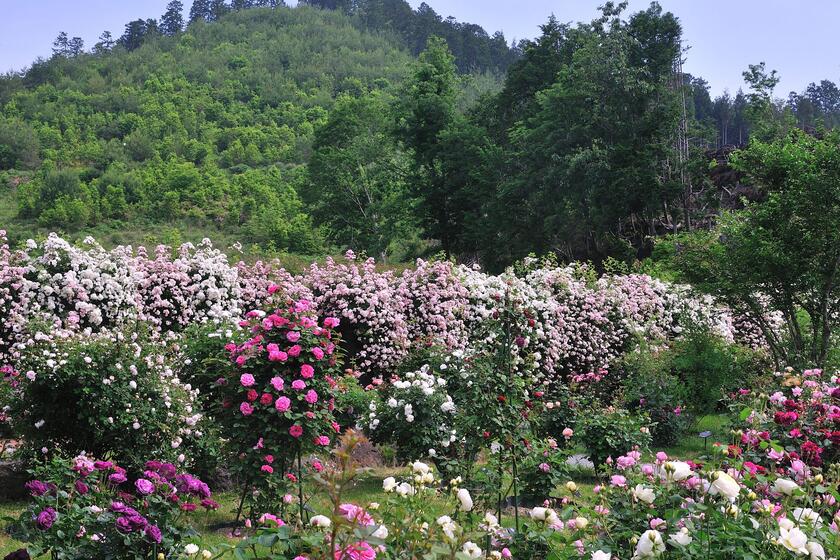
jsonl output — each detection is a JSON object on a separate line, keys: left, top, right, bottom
{"left": 304, "top": 251, "right": 410, "bottom": 375}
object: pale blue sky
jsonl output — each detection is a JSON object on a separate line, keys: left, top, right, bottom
{"left": 1, "top": 0, "right": 838, "bottom": 97}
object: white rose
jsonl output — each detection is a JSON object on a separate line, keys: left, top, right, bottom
{"left": 462, "top": 541, "right": 482, "bottom": 558}
{"left": 530, "top": 507, "right": 548, "bottom": 521}
{"left": 792, "top": 508, "right": 823, "bottom": 528}
{"left": 457, "top": 488, "right": 473, "bottom": 512}
{"left": 396, "top": 482, "right": 415, "bottom": 497}
{"left": 184, "top": 543, "right": 200, "bottom": 555}
{"left": 412, "top": 461, "right": 430, "bottom": 475}
{"left": 806, "top": 541, "right": 825, "bottom": 560}
{"left": 709, "top": 471, "right": 740, "bottom": 500}
{"left": 592, "top": 551, "right": 612, "bottom": 560}
{"left": 668, "top": 527, "right": 692, "bottom": 546}
{"left": 382, "top": 477, "right": 397, "bottom": 492}
{"left": 632, "top": 484, "right": 656, "bottom": 504}
{"left": 371, "top": 524, "right": 388, "bottom": 539}
{"left": 773, "top": 478, "right": 800, "bottom": 496}
{"left": 633, "top": 530, "right": 665, "bottom": 558}
{"left": 664, "top": 461, "right": 693, "bottom": 481}
{"left": 779, "top": 525, "right": 809, "bottom": 555}
{"left": 310, "top": 515, "right": 331, "bottom": 528}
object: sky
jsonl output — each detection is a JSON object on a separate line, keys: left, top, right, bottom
{"left": 1, "top": 0, "right": 838, "bottom": 97}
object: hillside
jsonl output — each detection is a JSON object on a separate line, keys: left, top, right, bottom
{"left": 0, "top": 5, "right": 419, "bottom": 252}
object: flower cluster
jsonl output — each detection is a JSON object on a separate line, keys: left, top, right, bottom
{"left": 11, "top": 454, "right": 216, "bottom": 559}
{"left": 218, "top": 295, "right": 342, "bottom": 514}
{"left": 5, "top": 328, "right": 202, "bottom": 469}
{"left": 562, "top": 447, "right": 840, "bottom": 559}
{"left": 731, "top": 367, "right": 839, "bottom": 468}
{"left": 305, "top": 251, "right": 410, "bottom": 376}
{"left": 363, "top": 360, "right": 459, "bottom": 463}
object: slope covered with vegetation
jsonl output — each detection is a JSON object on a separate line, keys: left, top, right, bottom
{"left": 0, "top": 5, "right": 420, "bottom": 252}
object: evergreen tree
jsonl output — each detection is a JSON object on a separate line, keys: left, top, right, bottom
{"left": 188, "top": 0, "right": 211, "bottom": 23}
{"left": 231, "top": 0, "right": 254, "bottom": 9}
{"left": 161, "top": 1, "right": 185, "bottom": 35}
{"left": 209, "top": 0, "right": 229, "bottom": 21}
{"left": 119, "top": 19, "right": 148, "bottom": 51}
{"left": 68, "top": 37, "right": 85, "bottom": 57}
{"left": 93, "top": 31, "right": 115, "bottom": 54}
{"left": 52, "top": 31, "right": 69, "bottom": 57}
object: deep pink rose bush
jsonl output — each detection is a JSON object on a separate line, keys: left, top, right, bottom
{"left": 217, "top": 295, "right": 343, "bottom": 516}
{"left": 730, "top": 368, "right": 840, "bottom": 468}
{"left": 11, "top": 454, "right": 217, "bottom": 560}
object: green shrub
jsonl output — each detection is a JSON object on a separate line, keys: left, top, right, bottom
{"left": 578, "top": 406, "right": 651, "bottom": 468}
{"left": 668, "top": 331, "right": 768, "bottom": 412}
{"left": 619, "top": 349, "right": 691, "bottom": 446}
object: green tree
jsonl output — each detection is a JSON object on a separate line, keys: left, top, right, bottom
{"left": 671, "top": 130, "right": 840, "bottom": 367}
{"left": 189, "top": 0, "right": 211, "bottom": 23}
{"left": 161, "top": 1, "right": 185, "bottom": 35}
{"left": 308, "top": 92, "right": 415, "bottom": 260}
{"left": 397, "top": 36, "right": 460, "bottom": 254}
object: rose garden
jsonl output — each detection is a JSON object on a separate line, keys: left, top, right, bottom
{"left": 0, "top": 230, "right": 834, "bottom": 559}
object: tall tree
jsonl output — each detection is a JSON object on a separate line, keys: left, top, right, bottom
{"left": 119, "top": 19, "right": 148, "bottom": 51}
{"left": 51, "top": 31, "right": 69, "bottom": 57}
{"left": 231, "top": 0, "right": 254, "bottom": 9}
{"left": 188, "top": 0, "right": 211, "bottom": 23}
{"left": 93, "top": 31, "right": 115, "bottom": 53}
{"left": 308, "top": 92, "right": 415, "bottom": 260}
{"left": 161, "top": 1, "right": 184, "bottom": 35}
{"left": 397, "top": 36, "right": 461, "bottom": 255}
{"left": 209, "top": 0, "right": 230, "bottom": 20}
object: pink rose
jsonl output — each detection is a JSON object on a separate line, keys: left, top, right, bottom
{"left": 286, "top": 331, "right": 301, "bottom": 343}
{"left": 270, "top": 376, "right": 284, "bottom": 391}
{"left": 305, "top": 390, "right": 318, "bottom": 404}
{"left": 240, "top": 402, "right": 254, "bottom": 416}
{"left": 240, "top": 373, "right": 256, "bottom": 387}
{"left": 315, "top": 436, "right": 330, "bottom": 446}
{"left": 300, "top": 364, "right": 315, "bottom": 379}
{"left": 288, "top": 345, "right": 302, "bottom": 357}
{"left": 275, "top": 397, "right": 291, "bottom": 412}
{"left": 289, "top": 425, "right": 303, "bottom": 438}
{"left": 292, "top": 380, "right": 305, "bottom": 391}
{"left": 311, "top": 347, "right": 325, "bottom": 360}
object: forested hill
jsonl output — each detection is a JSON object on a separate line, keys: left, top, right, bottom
{"left": 0, "top": 1, "right": 509, "bottom": 254}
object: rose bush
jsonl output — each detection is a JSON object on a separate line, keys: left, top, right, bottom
{"left": 5, "top": 328, "right": 203, "bottom": 471}
{"left": 10, "top": 454, "right": 217, "bottom": 560}
{"left": 217, "top": 293, "right": 343, "bottom": 517}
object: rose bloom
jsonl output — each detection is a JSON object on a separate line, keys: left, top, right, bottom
{"left": 260, "top": 393, "right": 273, "bottom": 406}
{"left": 288, "top": 345, "right": 302, "bottom": 357}
{"left": 287, "top": 331, "right": 301, "bottom": 343}
{"left": 300, "top": 364, "right": 315, "bottom": 379}
{"left": 289, "top": 425, "right": 304, "bottom": 438}
{"left": 312, "top": 347, "right": 325, "bottom": 360}
{"left": 292, "top": 380, "right": 306, "bottom": 391}
{"left": 240, "top": 373, "right": 256, "bottom": 387}
{"left": 275, "top": 397, "right": 291, "bottom": 412}
{"left": 315, "top": 436, "right": 330, "bottom": 446}
{"left": 270, "top": 376, "right": 284, "bottom": 391}
{"left": 240, "top": 402, "right": 254, "bottom": 416}
{"left": 305, "top": 390, "right": 318, "bottom": 404}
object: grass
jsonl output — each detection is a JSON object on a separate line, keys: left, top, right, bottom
{"left": 0, "top": 415, "right": 732, "bottom": 557}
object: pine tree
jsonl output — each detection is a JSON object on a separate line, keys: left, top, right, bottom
{"left": 68, "top": 37, "right": 85, "bottom": 57}
{"left": 161, "top": 1, "right": 184, "bottom": 35}
{"left": 52, "top": 31, "right": 69, "bottom": 57}
{"left": 231, "top": 0, "right": 254, "bottom": 10}
{"left": 188, "top": 0, "right": 211, "bottom": 23}
{"left": 93, "top": 31, "right": 115, "bottom": 54}
{"left": 119, "top": 19, "right": 148, "bottom": 51}
{"left": 209, "top": 0, "right": 229, "bottom": 21}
